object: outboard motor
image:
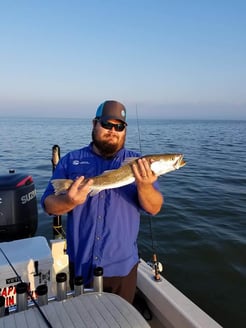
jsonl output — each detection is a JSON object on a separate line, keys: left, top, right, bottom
{"left": 0, "top": 171, "right": 38, "bottom": 241}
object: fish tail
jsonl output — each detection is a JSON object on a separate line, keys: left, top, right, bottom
{"left": 51, "top": 179, "right": 73, "bottom": 195}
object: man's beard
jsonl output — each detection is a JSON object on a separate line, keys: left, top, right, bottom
{"left": 92, "top": 130, "right": 125, "bottom": 158}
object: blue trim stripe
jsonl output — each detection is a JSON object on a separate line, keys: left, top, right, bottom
{"left": 95, "top": 102, "right": 105, "bottom": 117}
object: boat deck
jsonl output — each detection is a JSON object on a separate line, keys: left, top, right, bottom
{"left": 0, "top": 292, "right": 150, "bottom": 328}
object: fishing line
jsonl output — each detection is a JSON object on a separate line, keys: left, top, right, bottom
{"left": 135, "top": 105, "right": 142, "bottom": 155}
{"left": 135, "top": 105, "right": 158, "bottom": 259}
{"left": 148, "top": 216, "right": 156, "bottom": 254}
{"left": 0, "top": 247, "right": 53, "bottom": 328}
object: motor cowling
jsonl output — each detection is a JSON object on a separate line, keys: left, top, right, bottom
{"left": 0, "top": 172, "right": 38, "bottom": 241}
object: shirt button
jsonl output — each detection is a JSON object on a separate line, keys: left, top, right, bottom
{"left": 96, "top": 236, "right": 100, "bottom": 240}
{"left": 94, "top": 256, "right": 98, "bottom": 260}
{"left": 98, "top": 215, "right": 102, "bottom": 219}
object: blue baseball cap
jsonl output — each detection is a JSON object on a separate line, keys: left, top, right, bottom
{"left": 95, "top": 100, "right": 127, "bottom": 124}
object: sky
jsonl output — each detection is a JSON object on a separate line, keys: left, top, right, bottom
{"left": 0, "top": 0, "right": 245, "bottom": 120}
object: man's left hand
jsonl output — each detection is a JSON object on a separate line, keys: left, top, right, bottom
{"left": 132, "top": 158, "right": 157, "bottom": 185}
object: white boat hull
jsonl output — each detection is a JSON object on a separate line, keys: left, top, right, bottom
{"left": 0, "top": 238, "right": 222, "bottom": 328}
{"left": 137, "top": 259, "right": 222, "bottom": 328}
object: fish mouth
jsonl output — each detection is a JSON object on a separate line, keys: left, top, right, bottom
{"left": 175, "top": 155, "right": 186, "bottom": 168}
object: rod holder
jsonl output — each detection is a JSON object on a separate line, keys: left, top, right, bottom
{"left": 0, "top": 296, "right": 5, "bottom": 317}
{"left": 74, "top": 276, "right": 84, "bottom": 296}
{"left": 56, "top": 272, "right": 67, "bottom": 301}
{"left": 93, "top": 267, "right": 103, "bottom": 293}
{"left": 36, "top": 284, "right": 48, "bottom": 306}
{"left": 16, "top": 282, "right": 28, "bottom": 312}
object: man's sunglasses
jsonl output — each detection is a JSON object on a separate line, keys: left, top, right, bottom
{"left": 98, "top": 120, "right": 126, "bottom": 132}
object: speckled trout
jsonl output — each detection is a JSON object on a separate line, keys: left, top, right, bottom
{"left": 51, "top": 153, "right": 186, "bottom": 196}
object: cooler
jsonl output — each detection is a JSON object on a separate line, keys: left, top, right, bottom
{"left": 0, "top": 236, "right": 53, "bottom": 308}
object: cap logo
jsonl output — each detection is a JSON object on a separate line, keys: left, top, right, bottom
{"left": 121, "top": 110, "right": 126, "bottom": 117}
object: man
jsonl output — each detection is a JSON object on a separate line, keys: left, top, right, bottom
{"left": 41, "top": 100, "right": 163, "bottom": 303}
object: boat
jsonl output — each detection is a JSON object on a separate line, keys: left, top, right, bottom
{"left": 0, "top": 169, "right": 223, "bottom": 328}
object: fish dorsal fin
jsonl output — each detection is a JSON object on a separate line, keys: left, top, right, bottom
{"left": 99, "top": 169, "right": 115, "bottom": 176}
{"left": 121, "top": 157, "right": 139, "bottom": 166}
{"left": 96, "top": 157, "right": 139, "bottom": 177}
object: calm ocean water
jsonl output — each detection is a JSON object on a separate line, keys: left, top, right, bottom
{"left": 0, "top": 117, "right": 245, "bottom": 327}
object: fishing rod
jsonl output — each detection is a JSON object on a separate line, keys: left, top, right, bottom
{"left": 0, "top": 247, "right": 53, "bottom": 328}
{"left": 148, "top": 218, "right": 162, "bottom": 281}
{"left": 52, "top": 145, "right": 65, "bottom": 239}
{"left": 136, "top": 104, "right": 142, "bottom": 155}
{"left": 136, "top": 105, "right": 163, "bottom": 281}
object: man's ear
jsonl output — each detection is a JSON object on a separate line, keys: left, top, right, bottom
{"left": 92, "top": 119, "right": 98, "bottom": 128}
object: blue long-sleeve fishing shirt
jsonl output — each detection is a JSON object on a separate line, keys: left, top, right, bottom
{"left": 41, "top": 143, "right": 146, "bottom": 284}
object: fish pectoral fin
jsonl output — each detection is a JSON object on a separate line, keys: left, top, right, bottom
{"left": 89, "top": 189, "right": 101, "bottom": 197}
